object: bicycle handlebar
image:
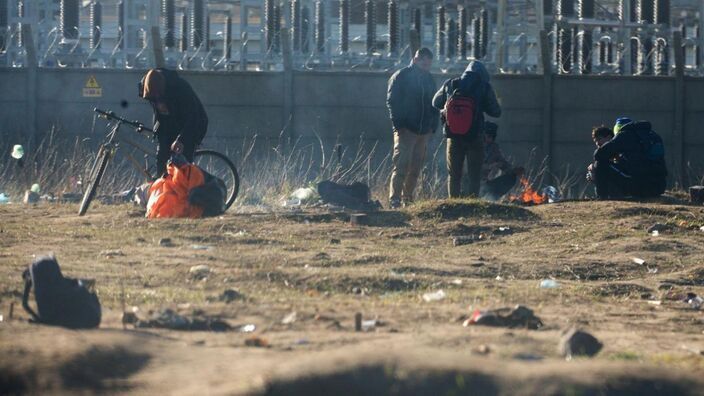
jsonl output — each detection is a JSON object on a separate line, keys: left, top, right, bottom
{"left": 94, "top": 108, "right": 154, "bottom": 134}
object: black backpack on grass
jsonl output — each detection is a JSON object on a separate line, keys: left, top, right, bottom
{"left": 22, "top": 256, "right": 101, "bottom": 329}
{"left": 189, "top": 169, "right": 227, "bottom": 217}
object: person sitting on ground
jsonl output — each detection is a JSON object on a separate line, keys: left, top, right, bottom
{"left": 139, "top": 68, "right": 208, "bottom": 177}
{"left": 586, "top": 125, "right": 615, "bottom": 183}
{"left": 591, "top": 117, "right": 667, "bottom": 199}
{"left": 479, "top": 122, "right": 523, "bottom": 200}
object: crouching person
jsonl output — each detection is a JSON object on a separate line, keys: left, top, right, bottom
{"left": 481, "top": 122, "right": 523, "bottom": 200}
{"left": 591, "top": 118, "right": 667, "bottom": 199}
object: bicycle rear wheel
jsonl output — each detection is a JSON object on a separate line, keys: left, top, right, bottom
{"left": 193, "top": 150, "right": 239, "bottom": 210}
{"left": 78, "top": 147, "right": 111, "bottom": 216}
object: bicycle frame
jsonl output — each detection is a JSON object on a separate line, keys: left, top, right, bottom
{"left": 94, "top": 119, "right": 158, "bottom": 181}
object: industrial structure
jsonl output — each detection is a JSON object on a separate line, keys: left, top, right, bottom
{"left": 0, "top": 0, "right": 702, "bottom": 73}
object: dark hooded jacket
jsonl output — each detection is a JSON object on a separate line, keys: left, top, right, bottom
{"left": 432, "top": 61, "right": 501, "bottom": 140}
{"left": 140, "top": 68, "right": 208, "bottom": 144}
{"left": 386, "top": 63, "right": 439, "bottom": 134}
{"left": 594, "top": 121, "right": 667, "bottom": 180}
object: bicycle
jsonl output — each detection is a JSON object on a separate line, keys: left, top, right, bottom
{"left": 78, "top": 108, "right": 239, "bottom": 216}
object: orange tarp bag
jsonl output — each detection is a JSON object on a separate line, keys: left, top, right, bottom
{"left": 146, "top": 162, "right": 205, "bottom": 219}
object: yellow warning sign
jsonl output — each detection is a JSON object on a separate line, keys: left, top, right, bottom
{"left": 82, "top": 75, "right": 102, "bottom": 97}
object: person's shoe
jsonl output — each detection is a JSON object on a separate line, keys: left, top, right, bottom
{"left": 389, "top": 197, "right": 401, "bottom": 209}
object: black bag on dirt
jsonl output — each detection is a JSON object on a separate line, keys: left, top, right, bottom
{"left": 188, "top": 169, "right": 227, "bottom": 217}
{"left": 317, "top": 180, "right": 381, "bottom": 211}
{"left": 22, "top": 256, "right": 101, "bottom": 329}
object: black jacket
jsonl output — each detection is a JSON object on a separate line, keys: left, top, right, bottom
{"left": 594, "top": 121, "right": 667, "bottom": 180}
{"left": 142, "top": 68, "right": 208, "bottom": 144}
{"left": 386, "top": 64, "right": 439, "bottom": 134}
{"left": 432, "top": 61, "right": 501, "bottom": 140}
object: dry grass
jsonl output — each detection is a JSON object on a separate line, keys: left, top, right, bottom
{"left": 1, "top": 127, "right": 593, "bottom": 206}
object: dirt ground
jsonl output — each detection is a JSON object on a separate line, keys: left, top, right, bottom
{"left": 1, "top": 197, "right": 703, "bottom": 395}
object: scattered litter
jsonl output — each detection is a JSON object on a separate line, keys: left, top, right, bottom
{"left": 351, "top": 287, "right": 364, "bottom": 295}
{"left": 23, "top": 190, "right": 39, "bottom": 204}
{"left": 685, "top": 293, "right": 702, "bottom": 310}
{"left": 495, "top": 275, "right": 504, "bottom": 281}
{"left": 650, "top": 230, "right": 659, "bottom": 237}
{"left": 290, "top": 187, "right": 319, "bottom": 203}
{"left": 463, "top": 305, "right": 543, "bottom": 330}
{"left": 245, "top": 336, "right": 269, "bottom": 347}
{"left": 135, "top": 308, "right": 231, "bottom": 331}
{"left": 190, "top": 244, "right": 213, "bottom": 251}
{"left": 0, "top": 193, "right": 9, "bottom": 204}
{"left": 647, "top": 300, "right": 662, "bottom": 306}
{"left": 450, "top": 279, "right": 463, "bottom": 286}
{"left": 539, "top": 279, "right": 560, "bottom": 289}
{"left": 542, "top": 186, "right": 561, "bottom": 203}
{"left": 452, "top": 235, "right": 483, "bottom": 246}
{"left": 238, "top": 324, "right": 256, "bottom": 333}
{"left": 361, "top": 319, "right": 378, "bottom": 332}
{"left": 282, "top": 198, "right": 302, "bottom": 207}
{"left": 11, "top": 144, "right": 24, "bottom": 159}
{"left": 30, "top": 184, "right": 40, "bottom": 194}
{"left": 159, "top": 238, "right": 174, "bottom": 247}
{"left": 189, "top": 265, "right": 211, "bottom": 279}
{"left": 282, "top": 311, "right": 297, "bottom": 325}
{"left": 493, "top": 226, "right": 513, "bottom": 235}
{"left": 330, "top": 238, "right": 341, "bottom": 244}
{"left": 422, "top": 290, "right": 447, "bottom": 302}
{"left": 559, "top": 328, "right": 603, "bottom": 360}
{"left": 219, "top": 289, "right": 245, "bottom": 303}
{"left": 0, "top": 314, "right": 3, "bottom": 322}
{"left": 100, "top": 249, "right": 124, "bottom": 257}
{"left": 632, "top": 257, "right": 646, "bottom": 265}
{"left": 224, "top": 230, "right": 247, "bottom": 238}
{"left": 647, "top": 267, "right": 658, "bottom": 274}
{"left": 647, "top": 223, "right": 669, "bottom": 234}
{"left": 133, "top": 183, "right": 150, "bottom": 208}
{"left": 473, "top": 344, "right": 491, "bottom": 355}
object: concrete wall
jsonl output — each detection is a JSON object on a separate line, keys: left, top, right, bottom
{"left": 1, "top": 67, "right": 702, "bottom": 185}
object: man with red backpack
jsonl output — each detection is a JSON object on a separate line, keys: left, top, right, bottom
{"left": 432, "top": 61, "right": 501, "bottom": 198}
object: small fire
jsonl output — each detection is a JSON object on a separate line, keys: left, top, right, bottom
{"left": 509, "top": 177, "right": 548, "bottom": 205}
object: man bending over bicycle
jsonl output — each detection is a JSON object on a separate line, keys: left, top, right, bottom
{"left": 139, "top": 68, "right": 208, "bottom": 176}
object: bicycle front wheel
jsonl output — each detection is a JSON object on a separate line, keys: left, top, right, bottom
{"left": 193, "top": 150, "right": 239, "bottom": 210}
{"left": 78, "top": 147, "right": 111, "bottom": 216}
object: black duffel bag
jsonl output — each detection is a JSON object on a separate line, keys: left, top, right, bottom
{"left": 22, "top": 256, "right": 101, "bottom": 329}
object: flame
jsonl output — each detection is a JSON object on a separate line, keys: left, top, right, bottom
{"left": 509, "top": 177, "right": 548, "bottom": 205}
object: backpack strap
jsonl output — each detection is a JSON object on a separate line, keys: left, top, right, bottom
{"left": 21, "top": 270, "right": 40, "bottom": 322}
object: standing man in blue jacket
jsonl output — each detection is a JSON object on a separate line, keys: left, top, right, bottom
{"left": 386, "top": 48, "right": 439, "bottom": 209}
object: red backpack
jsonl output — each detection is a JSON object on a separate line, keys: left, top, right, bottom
{"left": 444, "top": 88, "right": 478, "bottom": 136}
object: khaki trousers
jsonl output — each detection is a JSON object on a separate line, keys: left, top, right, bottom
{"left": 389, "top": 129, "right": 430, "bottom": 202}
